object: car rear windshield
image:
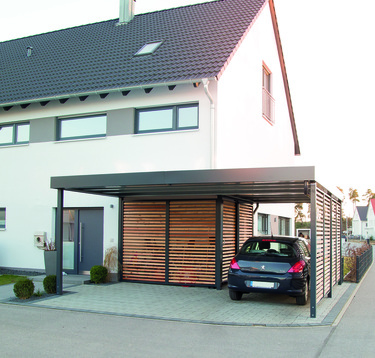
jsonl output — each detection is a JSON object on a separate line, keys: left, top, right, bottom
{"left": 240, "top": 240, "right": 296, "bottom": 258}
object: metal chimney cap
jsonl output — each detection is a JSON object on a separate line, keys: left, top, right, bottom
{"left": 27, "top": 46, "right": 33, "bottom": 57}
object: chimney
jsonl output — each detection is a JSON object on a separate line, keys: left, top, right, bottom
{"left": 119, "top": 0, "right": 136, "bottom": 24}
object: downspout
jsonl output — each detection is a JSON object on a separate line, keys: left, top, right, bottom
{"left": 202, "top": 78, "right": 216, "bottom": 169}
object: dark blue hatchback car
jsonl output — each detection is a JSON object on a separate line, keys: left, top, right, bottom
{"left": 228, "top": 236, "right": 311, "bottom": 305}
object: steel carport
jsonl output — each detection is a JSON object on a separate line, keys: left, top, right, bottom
{"left": 51, "top": 166, "right": 342, "bottom": 318}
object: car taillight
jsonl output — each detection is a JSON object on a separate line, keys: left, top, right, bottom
{"left": 230, "top": 258, "right": 240, "bottom": 270}
{"left": 288, "top": 260, "right": 305, "bottom": 273}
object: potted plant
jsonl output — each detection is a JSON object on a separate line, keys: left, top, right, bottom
{"left": 43, "top": 239, "right": 57, "bottom": 276}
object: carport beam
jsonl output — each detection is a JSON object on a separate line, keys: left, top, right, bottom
{"left": 56, "top": 189, "right": 64, "bottom": 295}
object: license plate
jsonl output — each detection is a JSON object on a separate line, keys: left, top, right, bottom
{"left": 246, "top": 281, "right": 275, "bottom": 289}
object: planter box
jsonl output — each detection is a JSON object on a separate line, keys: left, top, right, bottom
{"left": 44, "top": 251, "right": 57, "bottom": 276}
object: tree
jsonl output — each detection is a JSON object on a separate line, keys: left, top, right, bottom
{"left": 294, "top": 203, "right": 305, "bottom": 223}
{"left": 349, "top": 187, "right": 359, "bottom": 215}
{"left": 362, "top": 189, "right": 375, "bottom": 204}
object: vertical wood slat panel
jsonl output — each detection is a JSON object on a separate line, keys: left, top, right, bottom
{"left": 222, "top": 200, "right": 236, "bottom": 282}
{"left": 324, "top": 194, "right": 331, "bottom": 296}
{"left": 122, "top": 202, "right": 166, "bottom": 282}
{"left": 316, "top": 188, "right": 325, "bottom": 302}
{"left": 239, "top": 202, "right": 253, "bottom": 247}
{"left": 169, "top": 201, "right": 216, "bottom": 285}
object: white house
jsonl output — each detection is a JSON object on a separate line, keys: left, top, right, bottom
{"left": 352, "top": 206, "right": 368, "bottom": 238}
{"left": 365, "top": 199, "right": 375, "bottom": 239}
{"left": 0, "top": 0, "right": 301, "bottom": 286}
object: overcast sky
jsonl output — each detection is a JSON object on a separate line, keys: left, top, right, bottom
{"left": 0, "top": 0, "right": 373, "bottom": 212}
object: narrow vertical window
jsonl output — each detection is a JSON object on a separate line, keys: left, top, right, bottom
{"left": 0, "top": 208, "right": 6, "bottom": 229}
{"left": 262, "top": 63, "right": 275, "bottom": 124}
{"left": 258, "top": 213, "right": 269, "bottom": 235}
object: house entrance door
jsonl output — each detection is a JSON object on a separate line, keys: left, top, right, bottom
{"left": 62, "top": 208, "right": 103, "bottom": 274}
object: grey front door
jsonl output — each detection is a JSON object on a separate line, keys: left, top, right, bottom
{"left": 63, "top": 208, "right": 103, "bottom": 274}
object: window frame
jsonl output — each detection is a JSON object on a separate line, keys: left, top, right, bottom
{"left": 0, "top": 208, "right": 6, "bottom": 230}
{"left": 57, "top": 114, "right": 107, "bottom": 141}
{"left": 134, "top": 41, "right": 163, "bottom": 56}
{"left": 262, "top": 62, "right": 275, "bottom": 125}
{"left": 279, "top": 216, "right": 291, "bottom": 236}
{"left": 0, "top": 122, "right": 30, "bottom": 146}
{"left": 258, "top": 213, "right": 269, "bottom": 235}
{"left": 135, "top": 103, "right": 199, "bottom": 134}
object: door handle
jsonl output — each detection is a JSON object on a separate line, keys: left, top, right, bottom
{"left": 79, "top": 222, "right": 83, "bottom": 263}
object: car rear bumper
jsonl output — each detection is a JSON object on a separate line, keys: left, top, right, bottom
{"left": 228, "top": 271, "right": 306, "bottom": 296}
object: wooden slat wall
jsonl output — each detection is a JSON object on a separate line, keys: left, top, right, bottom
{"left": 316, "top": 188, "right": 325, "bottom": 302}
{"left": 222, "top": 200, "right": 236, "bottom": 282}
{"left": 169, "top": 201, "right": 216, "bottom": 285}
{"left": 315, "top": 188, "right": 342, "bottom": 304}
{"left": 239, "top": 202, "right": 253, "bottom": 247}
{"left": 332, "top": 198, "right": 341, "bottom": 284}
{"left": 122, "top": 201, "right": 166, "bottom": 282}
{"left": 324, "top": 194, "right": 331, "bottom": 296}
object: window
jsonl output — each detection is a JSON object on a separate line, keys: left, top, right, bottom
{"left": 135, "top": 41, "right": 163, "bottom": 56}
{"left": 136, "top": 104, "right": 198, "bottom": 134}
{"left": 279, "top": 217, "right": 290, "bottom": 235}
{"left": 57, "top": 114, "right": 107, "bottom": 140}
{"left": 0, "top": 123, "right": 30, "bottom": 146}
{"left": 258, "top": 213, "right": 269, "bottom": 235}
{"left": 0, "top": 208, "right": 5, "bottom": 229}
{"left": 262, "top": 63, "right": 275, "bottom": 124}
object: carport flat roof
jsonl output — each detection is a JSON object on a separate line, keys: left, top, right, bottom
{"left": 50, "top": 166, "right": 333, "bottom": 203}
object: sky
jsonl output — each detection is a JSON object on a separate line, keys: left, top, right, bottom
{"left": 0, "top": 0, "right": 374, "bottom": 213}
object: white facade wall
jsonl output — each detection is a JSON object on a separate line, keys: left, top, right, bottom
{"left": 366, "top": 203, "right": 375, "bottom": 239}
{"left": 215, "top": 3, "right": 295, "bottom": 169}
{"left": 0, "top": 85, "right": 212, "bottom": 269}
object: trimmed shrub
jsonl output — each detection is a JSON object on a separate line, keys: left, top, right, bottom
{"left": 90, "top": 265, "right": 108, "bottom": 284}
{"left": 43, "top": 275, "right": 56, "bottom": 294}
{"left": 13, "top": 278, "right": 35, "bottom": 299}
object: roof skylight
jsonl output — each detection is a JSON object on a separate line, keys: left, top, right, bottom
{"left": 134, "top": 41, "right": 163, "bottom": 56}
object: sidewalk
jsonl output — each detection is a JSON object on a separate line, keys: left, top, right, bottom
{"left": 0, "top": 271, "right": 359, "bottom": 327}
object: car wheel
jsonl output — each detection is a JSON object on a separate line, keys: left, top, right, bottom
{"left": 229, "top": 289, "right": 243, "bottom": 301}
{"left": 296, "top": 280, "right": 309, "bottom": 305}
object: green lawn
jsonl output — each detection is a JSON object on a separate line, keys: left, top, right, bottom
{"left": 0, "top": 274, "right": 27, "bottom": 286}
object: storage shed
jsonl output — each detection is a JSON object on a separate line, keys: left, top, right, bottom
{"left": 51, "top": 166, "right": 342, "bottom": 318}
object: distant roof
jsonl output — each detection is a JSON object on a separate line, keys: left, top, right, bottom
{"left": 0, "top": 0, "right": 266, "bottom": 107}
{"left": 356, "top": 206, "right": 368, "bottom": 221}
{"left": 370, "top": 199, "right": 375, "bottom": 215}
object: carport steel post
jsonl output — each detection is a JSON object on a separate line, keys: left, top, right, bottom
{"left": 56, "top": 189, "right": 64, "bottom": 295}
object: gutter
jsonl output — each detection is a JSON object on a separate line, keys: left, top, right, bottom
{"left": 202, "top": 78, "right": 216, "bottom": 169}
{"left": 0, "top": 78, "right": 211, "bottom": 109}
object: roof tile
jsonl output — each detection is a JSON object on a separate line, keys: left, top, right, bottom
{"left": 0, "top": 0, "right": 266, "bottom": 106}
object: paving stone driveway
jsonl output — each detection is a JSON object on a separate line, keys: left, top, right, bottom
{"left": 8, "top": 280, "right": 354, "bottom": 327}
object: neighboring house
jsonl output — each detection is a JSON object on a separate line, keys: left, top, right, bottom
{"left": 352, "top": 206, "right": 368, "bottom": 238}
{"left": 365, "top": 199, "right": 375, "bottom": 239}
{"left": 0, "top": 0, "right": 300, "bottom": 286}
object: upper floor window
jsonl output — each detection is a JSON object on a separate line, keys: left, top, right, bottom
{"left": 0, "top": 208, "right": 6, "bottom": 229}
{"left": 135, "top": 104, "right": 199, "bottom": 134}
{"left": 262, "top": 63, "right": 275, "bottom": 125}
{"left": 57, "top": 114, "right": 107, "bottom": 141}
{"left": 0, "top": 123, "right": 30, "bottom": 146}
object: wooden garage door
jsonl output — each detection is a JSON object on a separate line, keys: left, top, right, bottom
{"left": 122, "top": 201, "right": 166, "bottom": 282}
{"left": 169, "top": 200, "right": 216, "bottom": 285}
